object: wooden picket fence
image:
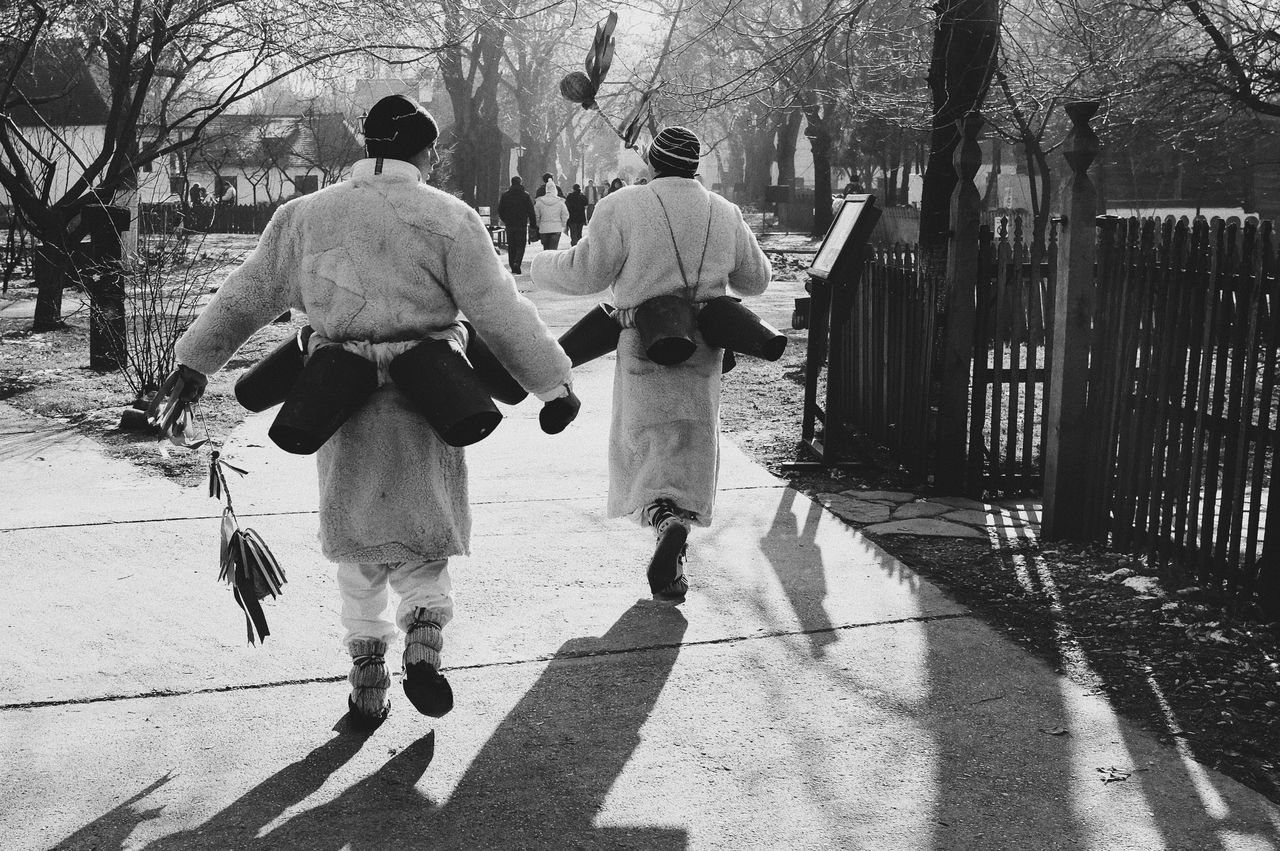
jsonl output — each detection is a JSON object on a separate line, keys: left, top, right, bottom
{"left": 968, "top": 216, "right": 1056, "bottom": 495}
{"left": 1085, "top": 215, "right": 1279, "bottom": 597}
{"left": 832, "top": 243, "right": 941, "bottom": 476}
{"left": 138, "top": 201, "right": 282, "bottom": 235}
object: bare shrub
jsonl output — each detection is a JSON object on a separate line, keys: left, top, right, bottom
{"left": 117, "top": 231, "right": 228, "bottom": 400}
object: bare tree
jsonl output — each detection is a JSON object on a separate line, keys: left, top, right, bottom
{"left": 1166, "top": 0, "right": 1280, "bottom": 117}
{"left": 0, "top": 0, "right": 433, "bottom": 331}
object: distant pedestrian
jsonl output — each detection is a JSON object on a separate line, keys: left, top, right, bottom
{"left": 609, "top": 177, "right": 625, "bottom": 194}
{"left": 188, "top": 182, "right": 209, "bottom": 230}
{"left": 497, "top": 176, "right": 537, "bottom": 275}
{"left": 585, "top": 178, "right": 600, "bottom": 222}
{"left": 565, "top": 183, "right": 588, "bottom": 246}
{"left": 534, "top": 179, "right": 569, "bottom": 249}
{"left": 635, "top": 177, "right": 648, "bottom": 186}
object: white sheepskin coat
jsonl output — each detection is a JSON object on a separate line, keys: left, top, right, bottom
{"left": 530, "top": 177, "right": 771, "bottom": 525}
{"left": 175, "top": 157, "right": 572, "bottom": 562}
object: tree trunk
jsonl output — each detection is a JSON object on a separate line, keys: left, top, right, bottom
{"left": 806, "top": 113, "right": 834, "bottom": 235}
{"left": 743, "top": 124, "right": 775, "bottom": 208}
{"left": 32, "top": 240, "right": 75, "bottom": 332}
{"left": 87, "top": 206, "right": 127, "bottom": 371}
{"left": 725, "top": 135, "right": 745, "bottom": 200}
{"left": 775, "top": 110, "right": 803, "bottom": 186}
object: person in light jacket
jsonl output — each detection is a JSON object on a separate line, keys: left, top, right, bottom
{"left": 530, "top": 126, "right": 771, "bottom": 600}
{"left": 534, "top": 180, "right": 570, "bottom": 249}
{"left": 166, "top": 95, "right": 576, "bottom": 729}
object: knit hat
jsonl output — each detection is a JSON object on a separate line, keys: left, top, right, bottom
{"left": 645, "top": 126, "right": 701, "bottom": 176}
{"left": 363, "top": 95, "right": 439, "bottom": 161}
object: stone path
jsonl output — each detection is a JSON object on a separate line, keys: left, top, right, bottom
{"left": 814, "top": 488, "right": 1042, "bottom": 542}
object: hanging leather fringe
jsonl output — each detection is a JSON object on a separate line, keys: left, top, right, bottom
{"left": 210, "top": 449, "right": 285, "bottom": 645}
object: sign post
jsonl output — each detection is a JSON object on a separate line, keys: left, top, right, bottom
{"left": 783, "top": 194, "right": 882, "bottom": 471}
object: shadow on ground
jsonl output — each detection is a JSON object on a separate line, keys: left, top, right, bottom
{"left": 51, "top": 602, "right": 689, "bottom": 851}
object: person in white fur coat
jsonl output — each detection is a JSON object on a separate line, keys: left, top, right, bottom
{"left": 167, "top": 95, "right": 576, "bottom": 728}
{"left": 530, "top": 126, "right": 771, "bottom": 600}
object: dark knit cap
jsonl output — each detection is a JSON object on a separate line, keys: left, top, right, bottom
{"left": 363, "top": 95, "right": 439, "bottom": 161}
{"left": 646, "top": 126, "right": 701, "bottom": 176}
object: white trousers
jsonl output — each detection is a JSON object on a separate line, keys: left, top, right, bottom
{"left": 336, "top": 558, "right": 454, "bottom": 648}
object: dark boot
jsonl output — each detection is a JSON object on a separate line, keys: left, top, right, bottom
{"left": 647, "top": 503, "right": 690, "bottom": 601}
{"left": 347, "top": 638, "right": 391, "bottom": 730}
{"left": 403, "top": 609, "right": 453, "bottom": 717}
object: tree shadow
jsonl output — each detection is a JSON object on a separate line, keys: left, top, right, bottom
{"left": 757, "top": 487, "right": 838, "bottom": 657}
{"left": 0, "top": 419, "right": 83, "bottom": 462}
{"left": 52, "top": 602, "right": 689, "bottom": 851}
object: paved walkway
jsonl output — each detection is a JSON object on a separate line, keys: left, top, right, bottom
{"left": 2, "top": 280, "right": 1279, "bottom": 850}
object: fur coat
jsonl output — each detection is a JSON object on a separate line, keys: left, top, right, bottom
{"left": 175, "top": 157, "right": 572, "bottom": 562}
{"left": 530, "top": 177, "right": 771, "bottom": 525}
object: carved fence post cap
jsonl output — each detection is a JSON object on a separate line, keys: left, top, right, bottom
{"left": 953, "top": 111, "right": 985, "bottom": 182}
{"left": 1064, "top": 101, "right": 1100, "bottom": 124}
{"left": 956, "top": 110, "right": 985, "bottom": 138}
{"left": 1063, "top": 101, "right": 1100, "bottom": 175}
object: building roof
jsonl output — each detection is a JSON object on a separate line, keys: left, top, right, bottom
{"left": 5, "top": 39, "right": 111, "bottom": 126}
{"left": 188, "top": 113, "right": 361, "bottom": 170}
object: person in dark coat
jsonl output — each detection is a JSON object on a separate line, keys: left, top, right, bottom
{"left": 534, "top": 172, "right": 565, "bottom": 198}
{"left": 585, "top": 179, "right": 600, "bottom": 222}
{"left": 497, "top": 176, "right": 538, "bottom": 275}
{"left": 565, "top": 184, "right": 588, "bottom": 245}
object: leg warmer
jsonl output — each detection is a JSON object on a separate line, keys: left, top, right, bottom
{"left": 402, "top": 607, "right": 454, "bottom": 717}
{"left": 404, "top": 608, "right": 444, "bottom": 671}
{"left": 348, "top": 638, "right": 391, "bottom": 721}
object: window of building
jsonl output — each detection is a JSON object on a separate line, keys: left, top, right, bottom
{"left": 294, "top": 174, "right": 319, "bottom": 195}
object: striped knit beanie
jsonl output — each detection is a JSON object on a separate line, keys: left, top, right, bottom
{"left": 363, "top": 95, "right": 439, "bottom": 161}
{"left": 645, "top": 126, "right": 701, "bottom": 177}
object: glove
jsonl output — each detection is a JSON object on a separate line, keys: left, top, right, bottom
{"left": 146, "top": 364, "right": 209, "bottom": 441}
{"left": 538, "top": 385, "right": 581, "bottom": 434}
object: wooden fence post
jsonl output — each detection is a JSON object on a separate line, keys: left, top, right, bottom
{"left": 1043, "top": 101, "right": 1101, "bottom": 539}
{"left": 935, "top": 111, "right": 984, "bottom": 494}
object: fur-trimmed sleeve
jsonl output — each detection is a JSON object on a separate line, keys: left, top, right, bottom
{"left": 529, "top": 199, "right": 625, "bottom": 296}
{"left": 174, "top": 204, "right": 301, "bottom": 375}
{"left": 727, "top": 203, "right": 772, "bottom": 297}
{"left": 444, "top": 210, "right": 572, "bottom": 398}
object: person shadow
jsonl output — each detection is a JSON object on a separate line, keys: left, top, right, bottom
{"left": 52, "top": 601, "right": 689, "bottom": 851}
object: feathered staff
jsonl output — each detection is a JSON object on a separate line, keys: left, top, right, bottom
{"left": 558, "top": 11, "right": 653, "bottom": 150}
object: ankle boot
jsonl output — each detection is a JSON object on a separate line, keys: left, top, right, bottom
{"left": 647, "top": 508, "right": 690, "bottom": 601}
{"left": 403, "top": 609, "right": 454, "bottom": 717}
{"left": 347, "top": 638, "right": 391, "bottom": 729}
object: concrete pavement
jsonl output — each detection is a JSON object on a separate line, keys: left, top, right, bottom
{"left": 3, "top": 279, "right": 1280, "bottom": 850}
